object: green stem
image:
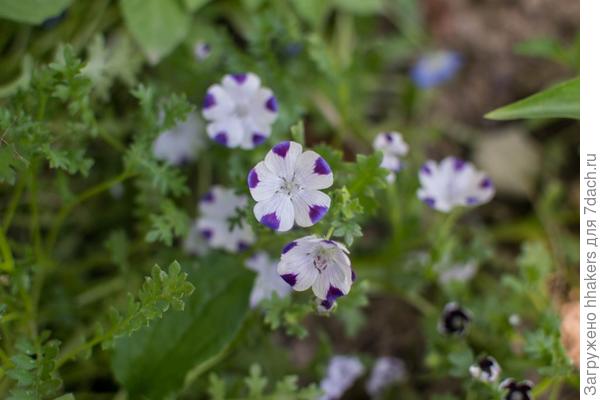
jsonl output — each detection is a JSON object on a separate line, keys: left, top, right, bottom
{"left": 2, "top": 176, "right": 25, "bottom": 231}
{"left": 0, "top": 228, "right": 14, "bottom": 273}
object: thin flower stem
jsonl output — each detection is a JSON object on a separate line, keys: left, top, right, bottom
{"left": 325, "top": 226, "right": 334, "bottom": 240}
{"left": 2, "top": 176, "right": 25, "bottom": 231}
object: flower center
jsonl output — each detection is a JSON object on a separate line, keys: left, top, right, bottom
{"left": 235, "top": 103, "right": 250, "bottom": 118}
{"left": 312, "top": 247, "right": 337, "bottom": 273}
{"left": 280, "top": 177, "right": 301, "bottom": 196}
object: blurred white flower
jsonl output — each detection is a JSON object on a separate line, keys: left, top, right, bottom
{"left": 438, "top": 261, "right": 478, "bottom": 285}
{"left": 278, "top": 236, "right": 354, "bottom": 302}
{"left": 193, "top": 41, "right": 211, "bottom": 61}
{"left": 152, "top": 112, "right": 204, "bottom": 165}
{"left": 183, "top": 226, "right": 209, "bottom": 257}
{"left": 245, "top": 252, "right": 291, "bottom": 307}
{"left": 469, "top": 356, "right": 501, "bottom": 383}
{"left": 410, "top": 51, "right": 462, "bottom": 89}
{"left": 248, "top": 141, "right": 333, "bottom": 232}
{"left": 202, "top": 72, "right": 278, "bottom": 149}
{"left": 366, "top": 356, "right": 407, "bottom": 396}
{"left": 319, "top": 355, "right": 364, "bottom": 400}
{"left": 196, "top": 186, "right": 255, "bottom": 253}
{"left": 372, "top": 131, "right": 409, "bottom": 183}
{"left": 418, "top": 157, "right": 495, "bottom": 212}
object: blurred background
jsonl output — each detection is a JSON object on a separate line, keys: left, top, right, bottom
{"left": 0, "top": 0, "right": 580, "bottom": 399}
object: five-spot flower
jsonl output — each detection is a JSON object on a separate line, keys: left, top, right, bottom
{"left": 500, "top": 379, "right": 534, "bottom": 400}
{"left": 372, "top": 131, "right": 409, "bottom": 182}
{"left": 195, "top": 186, "right": 255, "bottom": 253}
{"left": 418, "top": 156, "right": 495, "bottom": 212}
{"left": 248, "top": 141, "right": 333, "bottom": 232}
{"left": 152, "top": 112, "right": 204, "bottom": 166}
{"left": 245, "top": 252, "right": 291, "bottom": 308}
{"left": 469, "top": 356, "right": 501, "bottom": 383}
{"left": 277, "top": 235, "right": 354, "bottom": 302}
{"left": 438, "top": 302, "right": 472, "bottom": 335}
{"left": 202, "top": 72, "right": 278, "bottom": 149}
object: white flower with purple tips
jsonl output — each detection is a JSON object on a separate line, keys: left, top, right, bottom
{"left": 196, "top": 186, "right": 255, "bottom": 253}
{"left": 418, "top": 157, "right": 495, "bottom": 212}
{"left": 277, "top": 235, "right": 354, "bottom": 302}
{"left": 152, "top": 112, "right": 204, "bottom": 165}
{"left": 372, "top": 131, "right": 409, "bottom": 182}
{"left": 245, "top": 252, "right": 291, "bottom": 308}
{"left": 319, "top": 355, "right": 364, "bottom": 400}
{"left": 202, "top": 72, "right": 278, "bottom": 149}
{"left": 248, "top": 141, "right": 333, "bottom": 232}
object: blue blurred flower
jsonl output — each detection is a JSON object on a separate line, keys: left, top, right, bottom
{"left": 410, "top": 51, "right": 462, "bottom": 89}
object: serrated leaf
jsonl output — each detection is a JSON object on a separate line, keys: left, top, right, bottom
{"left": 0, "top": 0, "right": 70, "bottom": 24}
{"left": 120, "top": 0, "right": 190, "bottom": 63}
{"left": 112, "top": 255, "right": 253, "bottom": 399}
{"left": 485, "top": 77, "right": 579, "bottom": 120}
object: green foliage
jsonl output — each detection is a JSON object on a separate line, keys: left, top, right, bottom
{"left": 207, "top": 364, "right": 321, "bottom": 400}
{"left": 262, "top": 293, "right": 312, "bottom": 338}
{"left": 6, "top": 334, "right": 65, "bottom": 400}
{"left": 112, "top": 256, "right": 252, "bottom": 399}
{"left": 145, "top": 200, "right": 190, "bottom": 246}
{"left": 485, "top": 77, "right": 579, "bottom": 120}
{"left": 120, "top": 0, "right": 191, "bottom": 63}
{"left": 0, "top": 0, "right": 70, "bottom": 24}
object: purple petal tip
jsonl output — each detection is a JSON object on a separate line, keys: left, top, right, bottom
{"left": 260, "top": 212, "right": 280, "bottom": 230}
{"left": 252, "top": 133, "right": 266, "bottom": 146}
{"left": 272, "top": 141, "right": 290, "bottom": 158}
{"left": 281, "top": 273, "right": 297, "bottom": 287}
{"left": 203, "top": 92, "right": 216, "bottom": 109}
{"left": 214, "top": 132, "right": 228, "bottom": 146}
{"left": 266, "top": 96, "right": 278, "bottom": 112}
{"left": 282, "top": 241, "right": 297, "bottom": 254}
{"left": 231, "top": 73, "right": 247, "bottom": 84}
{"left": 313, "top": 157, "right": 331, "bottom": 175}
{"left": 326, "top": 286, "right": 344, "bottom": 302}
{"left": 201, "top": 191, "right": 214, "bottom": 203}
{"left": 248, "top": 168, "right": 259, "bottom": 189}
{"left": 309, "top": 205, "right": 328, "bottom": 223}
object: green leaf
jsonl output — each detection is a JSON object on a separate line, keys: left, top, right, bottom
{"left": 120, "top": 0, "right": 191, "bottom": 63}
{"left": 112, "top": 255, "right": 253, "bottom": 399}
{"left": 485, "top": 77, "right": 579, "bottom": 120}
{"left": 0, "top": 0, "right": 70, "bottom": 24}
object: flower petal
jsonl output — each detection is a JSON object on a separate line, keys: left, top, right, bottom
{"left": 239, "top": 119, "right": 271, "bottom": 150}
{"left": 291, "top": 189, "right": 331, "bottom": 227}
{"left": 221, "top": 72, "right": 261, "bottom": 99}
{"left": 264, "top": 141, "right": 303, "bottom": 179}
{"left": 294, "top": 150, "right": 333, "bottom": 190}
{"left": 248, "top": 161, "right": 282, "bottom": 202}
{"left": 202, "top": 84, "right": 235, "bottom": 121}
{"left": 312, "top": 262, "right": 351, "bottom": 300}
{"left": 253, "top": 193, "right": 294, "bottom": 232}
{"left": 248, "top": 88, "right": 278, "bottom": 126}
{"left": 278, "top": 257, "right": 318, "bottom": 291}
{"left": 207, "top": 119, "right": 244, "bottom": 148}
